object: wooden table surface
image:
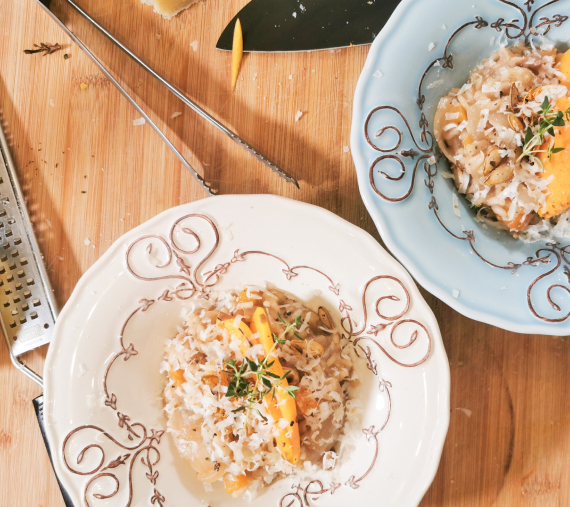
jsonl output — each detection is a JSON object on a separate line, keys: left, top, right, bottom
{"left": 1, "top": 0, "right": 570, "bottom": 506}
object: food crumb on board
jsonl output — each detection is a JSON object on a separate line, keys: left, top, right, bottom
{"left": 343, "top": 146, "right": 349, "bottom": 153}
{"left": 190, "top": 40, "right": 198, "bottom": 52}
{"left": 455, "top": 407, "right": 472, "bottom": 417}
{"left": 84, "top": 238, "right": 91, "bottom": 246}
{"left": 133, "top": 117, "right": 146, "bottom": 126}
{"left": 295, "top": 111, "right": 303, "bottom": 122}
{"left": 288, "top": 74, "right": 293, "bottom": 80}
{"left": 171, "top": 111, "right": 182, "bottom": 119}
{"left": 428, "top": 155, "right": 436, "bottom": 165}
{"left": 292, "top": 12, "right": 297, "bottom": 18}
{"left": 373, "top": 70, "right": 383, "bottom": 78}
{"left": 453, "top": 289, "right": 460, "bottom": 298}
{"left": 80, "top": 83, "right": 88, "bottom": 90}
{"left": 429, "top": 42, "right": 435, "bottom": 51}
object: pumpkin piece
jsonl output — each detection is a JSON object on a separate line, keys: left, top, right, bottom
{"left": 250, "top": 307, "right": 300, "bottom": 465}
{"left": 223, "top": 472, "right": 250, "bottom": 495}
{"left": 496, "top": 211, "right": 534, "bottom": 232}
{"left": 231, "top": 19, "right": 243, "bottom": 91}
{"left": 170, "top": 368, "right": 185, "bottom": 387}
{"left": 538, "top": 96, "right": 570, "bottom": 219}
{"left": 295, "top": 386, "right": 318, "bottom": 416}
{"left": 556, "top": 48, "right": 570, "bottom": 87}
{"left": 448, "top": 103, "right": 468, "bottom": 124}
{"left": 217, "top": 313, "right": 259, "bottom": 354}
{"left": 238, "top": 288, "right": 262, "bottom": 306}
{"left": 219, "top": 369, "right": 230, "bottom": 387}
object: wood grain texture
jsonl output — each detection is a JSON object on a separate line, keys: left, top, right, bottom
{"left": 0, "top": 0, "right": 568, "bottom": 506}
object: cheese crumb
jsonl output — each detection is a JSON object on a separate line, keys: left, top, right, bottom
{"left": 190, "top": 40, "right": 198, "bottom": 52}
{"left": 373, "top": 70, "right": 383, "bottom": 78}
{"left": 133, "top": 117, "right": 146, "bottom": 126}
{"left": 171, "top": 111, "right": 182, "bottom": 119}
{"left": 428, "top": 79, "right": 444, "bottom": 90}
{"left": 343, "top": 146, "right": 349, "bottom": 153}
{"left": 453, "top": 289, "right": 460, "bottom": 298}
{"left": 295, "top": 111, "right": 303, "bottom": 122}
{"left": 84, "top": 238, "right": 91, "bottom": 246}
{"left": 452, "top": 193, "right": 461, "bottom": 217}
{"left": 428, "top": 42, "right": 435, "bottom": 51}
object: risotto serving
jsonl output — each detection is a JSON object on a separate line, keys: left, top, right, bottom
{"left": 161, "top": 287, "right": 361, "bottom": 497}
{"left": 434, "top": 43, "right": 570, "bottom": 241}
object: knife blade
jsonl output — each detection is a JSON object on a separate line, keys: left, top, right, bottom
{"left": 216, "top": 0, "right": 402, "bottom": 52}
{"left": 33, "top": 395, "right": 76, "bottom": 507}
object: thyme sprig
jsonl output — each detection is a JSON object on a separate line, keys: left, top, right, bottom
{"left": 277, "top": 312, "right": 304, "bottom": 341}
{"left": 222, "top": 337, "right": 299, "bottom": 425}
{"left": 518, "top": 96, "right": 570, "bottom": 168}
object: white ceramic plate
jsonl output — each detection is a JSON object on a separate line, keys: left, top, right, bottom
{"left": 44, "top": 195, "right": 449, "bottom": 507}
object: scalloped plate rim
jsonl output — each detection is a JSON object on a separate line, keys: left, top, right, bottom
{"left": 44, "top": 194, "right": 450, "bottom": 507}
{"left": 350, "top": 0, "right": 570, "bottom": 336}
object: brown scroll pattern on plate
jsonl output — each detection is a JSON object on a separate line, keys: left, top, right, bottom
{"left": 62, "top": 213, "right": 433, "bottom": 506}
{"left": 363, "top": 0, "right": 570, "bottom": 323}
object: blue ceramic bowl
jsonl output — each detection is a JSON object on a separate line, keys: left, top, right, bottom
{"left": 351, "top": 0, "right": 570, "bottom": 335}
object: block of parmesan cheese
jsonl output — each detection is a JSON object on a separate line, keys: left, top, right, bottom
{"left": 140, "top": 0, "right": 199, "bottom": 19}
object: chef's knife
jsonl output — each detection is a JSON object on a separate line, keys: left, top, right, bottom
{"left": 216, "top": 0, "right": 402, "bottom": 52}
{"left": 34, "top": 395, "right": 75, "bottom": 507}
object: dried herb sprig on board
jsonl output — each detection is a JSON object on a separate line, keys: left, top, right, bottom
{"left": 24, "top": 43, "right": 62, "bottom": 56}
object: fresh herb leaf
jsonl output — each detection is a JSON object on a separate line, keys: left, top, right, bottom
{"left": 293, "top": 331, "right": 304, "bottom": 341}
{"left": 255, "top": 409, "right": 268, "bottom": 422}
{"left": 518, "top": 96, "right": 570, "bottom": 169}
{"left": 277, "top": 312, "right": 304, "bottom": 341}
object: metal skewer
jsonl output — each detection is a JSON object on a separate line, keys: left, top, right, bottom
{"left": 37, "top": 0, "right": 300, "bottom": 190}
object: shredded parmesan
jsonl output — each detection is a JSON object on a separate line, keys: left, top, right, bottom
{"left": 162, "top": 287, "right": 363, "bottom": 496}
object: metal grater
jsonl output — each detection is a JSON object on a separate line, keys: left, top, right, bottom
{"left": 0, "top": 112, "right": 58, "bottom": 386}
